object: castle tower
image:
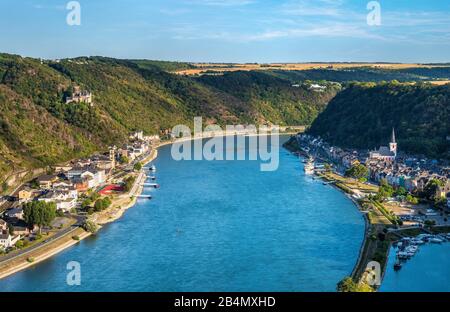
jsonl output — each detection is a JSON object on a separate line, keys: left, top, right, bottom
{"left": 389, "top": 128, "right": 397, "bottom": 157}
{"left": 109, "top": 146, "right": 116, "bottom": 169}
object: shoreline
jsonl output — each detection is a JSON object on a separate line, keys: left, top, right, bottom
{"left": 317, "top": 172, "right": 377, "bottom": 290}
{"left": 284, "top": 137, "right": 381, "bottom": 291}
{"left": 0, "top": 131, "right": 295, "bottom": 281}
{"left": 0, "top": 148, "right": 159, "bottom": 280}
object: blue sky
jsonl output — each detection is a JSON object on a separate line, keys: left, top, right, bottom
{"left": 1, "top": 0, "right": 449, "bottom": 62}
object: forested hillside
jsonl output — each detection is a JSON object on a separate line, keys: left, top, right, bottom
{"left": 308, "top": 82, "right": 450, "bottom": 159}
{"left": 0, "top": 53, "right": 336, "bottom": 181}
{"left": 197, "top": 71, "right": 340, "bottom": 125}
{"left": 269, "top": 67, "right": 450, "bottom": 83}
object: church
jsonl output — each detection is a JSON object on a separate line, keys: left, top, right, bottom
{"left": 369, "top": 128, "right": 397, "bottom": 162}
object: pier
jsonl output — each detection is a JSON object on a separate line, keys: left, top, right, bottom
{"left": 136, "top": 195, "right": 152, "bottom": 199}
{"left": 141, "top": 183, "right": 160, "bottom": 188}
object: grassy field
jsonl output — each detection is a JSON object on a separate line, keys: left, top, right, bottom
{"left": 175, "top": 62, "right": 448, "bottom": 75}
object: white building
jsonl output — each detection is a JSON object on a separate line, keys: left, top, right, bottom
{"left": 130, "top": 131, "right": 144, "bottom": 141}
{"left": 369, "top": 128, "right": 397, "bottom": 162}
{"left": 68, "top": 166, "right": 106, "bottom": 189}
{"left": 309, "top": 84, "right": 326, "bottom": 92}
{"left": 0, "top": 232, "right": 21, "bottom": 250}
{"left": 38, "top": 188, "right": 78, "bottom": 212}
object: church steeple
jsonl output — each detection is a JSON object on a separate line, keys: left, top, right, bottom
{"left": 389, "top": 128, "right": 397, "bottom": 157}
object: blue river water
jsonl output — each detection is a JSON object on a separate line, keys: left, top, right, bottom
{"left": 0, "top": 135, "right": 365, "bottom": 292}
{"left": 380, "top": 243, "right": 450, "bottom": 292}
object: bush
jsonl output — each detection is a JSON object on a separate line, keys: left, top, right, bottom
{"left": 134, "top": 162, "right": 142, "bottom": 171}
{"left": 82, "top": 220, "right": 98, "bottom": 234}
{"left": 123, "top": 176, "right": 136, "bottom": 192}
{"left": 15, "top": 240, "right": 24, "bottom": 249}
{"left": 72, "top": 235, "right": 80, "bottom": 241}
{"left": 27, "top": 257, "right": 35, "bottom": 263}
{"left": 94, "top": 197, "right": 112, "bottom": 212}
{"left": 337, "top": 277, "right": 374, "bottom": 292}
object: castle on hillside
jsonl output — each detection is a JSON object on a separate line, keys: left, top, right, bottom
{"left": 369, "top": 128, "right": 397, "bottom": 162}
{"left": 65, "top": 86, "right": 93, "bottom": 106}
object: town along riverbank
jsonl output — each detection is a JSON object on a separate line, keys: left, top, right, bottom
{"left": 284, "top": 135, "right": 450, "bottom": 292}
{"left": 0, "top": 147, "right": 160, "bottom": 280}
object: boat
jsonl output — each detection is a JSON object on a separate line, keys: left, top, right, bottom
{"left": 397, "top": 251, "right": 409, "bottom": 259}
{"left": 394, "top": 258, "right": 402, "bottom": 271}
{"left": 149, "top": 165, "right": 156, "bottom": 172}
{"left": 406, "top": 245, "right": 418, "bottom": 254}
{"left": 304, "top": 157, "right": 315, "bottom": 175}
{"left": 304, "top": 164, "right": 314, "bottom": 175}
{"left": 430, "top": 237, "right": 443, "bottom": 244}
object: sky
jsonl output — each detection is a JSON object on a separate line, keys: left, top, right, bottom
{"left": 0, "top": 0, "right": 449, "bottom": 63}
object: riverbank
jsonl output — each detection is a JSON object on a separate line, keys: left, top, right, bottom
{"left": 0, "top": 227, "right": 90, "bottom": 279}
{"left": 317, "top": 171, "right": 384, "bottom": 292}
{"left": 94, "top": 149, "right": 158, "bottom": 226}
{"left": 0, "top": 148, "right": 159, "bottom": 280}
{"left": 283, "top": 136, "right": 388, "bottom": 291}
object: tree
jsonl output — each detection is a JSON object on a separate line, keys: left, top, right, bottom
{"left": 345, "top": 164, "right": 368, "bottom": 181}
{"left": 95, "top": 197, "right": 112, "bottom": 212}
{"left": 422, "top": 179, "right": 445, "bottom": 202}
{"left": 395, "top": 187, "right": 407, "bottom": 197}
{"left": 82, "top": 220, "right": 98, "bottom": 233}
{"left": 123, "top": 176, "right": 136, "bottom": 192}
{"left": 94, "top": 197, "right": 112, "bottom": 212}
{"left": 133, "top": 162, "right": 142, "bottom": 171}
{"left": 406, "top": 194, "right": 419, "bottom": 204}
{"left": 375, "top": 179, "right": 395, "bottom": 201}
{"left": 118, "top": 155, "right": 129, "bottom": 164}
{"left": 337, "top": 277, "right": 373, "bottom": 292}
{"left": 94, "top": 199, "right": 105, "bottom": 212}
{"left": 23, "top": 201, "right": 57, "bottom": 233}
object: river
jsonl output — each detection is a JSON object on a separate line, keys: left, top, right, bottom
{"left": 0, "top": 135, "right": 365, "bottom": 291}
{"left": 380, "top": 243, "right": 450, "bottom": 292}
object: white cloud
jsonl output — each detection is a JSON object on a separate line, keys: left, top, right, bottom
{"left": 281, "top": 0, "right": 347, "bottom": 17}
{"left": 184, "top": 0, "right": 255, "bottom": 6}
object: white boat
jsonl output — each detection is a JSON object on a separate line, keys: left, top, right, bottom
{"left": 149, "top": 165, "right": 156, "bottom": 172}
{"left": 304, "top": 164, "right": 314, "bottom": 175}
{"left": 430, "top": 237, "right": 443, "bottom": 244}
{"left": 304, "top": 157, "right": 315, "bottom": 175}
{"left": 406, "top": 246, "right": 418, "bottom": 253}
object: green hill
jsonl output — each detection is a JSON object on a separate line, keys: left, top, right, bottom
{"left": 197, "top": 71, "right": 340, "bottom": 125}
{"left": 0, "top": 53, "right": 337, "bottom": 182}
{"left": 268, "top": 66, "right": 450, "bottom": 83}
{"left": 307, "top": 82, "right": 450, "bottom": 159}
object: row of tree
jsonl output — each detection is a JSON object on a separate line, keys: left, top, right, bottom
{"left": 23, "top": 201, "right": 57, "bottom": 233}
